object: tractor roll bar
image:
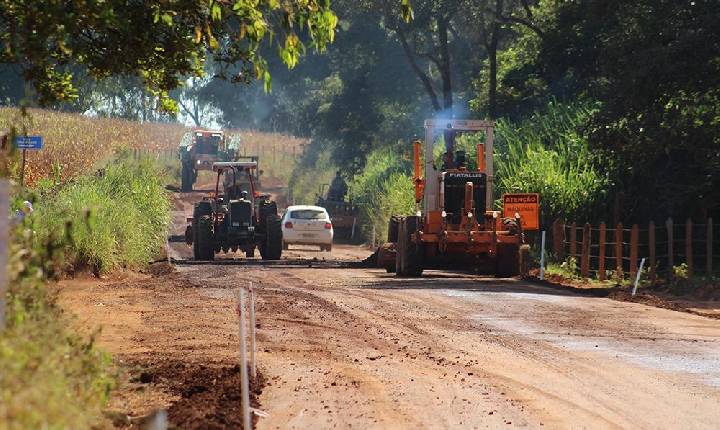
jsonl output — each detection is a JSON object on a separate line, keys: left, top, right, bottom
{"left": 212, "top": 161, "right": 258, "bottom": 171}
{"left": 423, "top": 119, "right": 495, "bottom": 213}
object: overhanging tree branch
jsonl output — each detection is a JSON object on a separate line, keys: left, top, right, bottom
{"left": 397, "top": 27, "right": 442, "bottom": 112}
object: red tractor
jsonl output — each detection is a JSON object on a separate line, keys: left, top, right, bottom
{"left": 180, "top": 129, "right": 238, "bottom": 192}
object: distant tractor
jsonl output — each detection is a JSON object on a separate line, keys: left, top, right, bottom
{"left": 184, "top": 161, "right": 283, "bottom": 261}
{"left": 382, "top": 119, "right": 535, "bottom": 277}
{"left": 179, "top": 129, "right": 238, "bottom": 192}
{"left": 316, "top": 171, "right": 358, "bottom": 240}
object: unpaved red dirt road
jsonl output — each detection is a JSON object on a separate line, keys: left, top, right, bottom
{"left": 58, "top": 190, "right": 720, "bottom": 429}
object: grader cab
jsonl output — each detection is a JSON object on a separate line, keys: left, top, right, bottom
{"left": 382, "top": 119, "right": 535, "bottom": 277}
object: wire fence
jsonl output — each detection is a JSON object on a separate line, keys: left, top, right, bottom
{"left": 552, "top": 218, "right": 716, "bottom": 281}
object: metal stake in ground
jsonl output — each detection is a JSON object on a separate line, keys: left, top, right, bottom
{"left": 631, "top": 258, "right": 646, "bottom": 297}
{"left": 236, "top": 288, "right": 252, "bottom": 430}
{"left": 540, "top": 230, "right": 546, "bottom": 281}
{"left": 249, "top": 282, "right": 257, "bottom": 381}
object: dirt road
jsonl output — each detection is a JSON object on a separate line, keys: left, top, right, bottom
{"left": 58, "top": 190, "right": 720, "bottom": 429}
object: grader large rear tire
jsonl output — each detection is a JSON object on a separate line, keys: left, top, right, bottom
{"left": 396, "top": 216, "right": 423, "bottom": 277}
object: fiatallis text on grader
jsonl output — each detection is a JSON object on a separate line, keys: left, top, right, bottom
{"left": 379, "top": 119, "right": 538, "bottom": 277}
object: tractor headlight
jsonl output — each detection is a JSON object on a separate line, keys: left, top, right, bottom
{"left": 441, "top": 211, "right": 447, "bottom": 218}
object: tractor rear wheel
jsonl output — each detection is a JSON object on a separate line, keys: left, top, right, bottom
{"left": 193, "top": 215, "right": 215, "bottom": 261}
{"left": 260, "top": 215, "right": 283, "bottom": 260}
{"left": 495, "top": 242, "right": 520, "bottom": 277}
{"left": 396, "top": 216, "right": 423, "bottom": 277}
{"left": 181, "top": 163, "right": 194, "bottom": 192}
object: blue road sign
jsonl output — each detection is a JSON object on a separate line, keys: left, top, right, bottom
{"left": 14, "top": 136, "right": 43, "bottom": 150}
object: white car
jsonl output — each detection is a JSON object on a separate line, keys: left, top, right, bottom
{"left": 281, "top": 205, "right": 334, "bottom": 251}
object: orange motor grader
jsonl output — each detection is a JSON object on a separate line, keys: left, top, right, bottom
{"left": 381, "top": 119, "right": 533, "bottom": 277}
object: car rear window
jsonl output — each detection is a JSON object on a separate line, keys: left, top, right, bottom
{"left": 290, "top": 210, "right": 327, "bottom": 220}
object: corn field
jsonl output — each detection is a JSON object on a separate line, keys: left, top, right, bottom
{"left": 0, "top": 108, "right": 308, "bottom": 187}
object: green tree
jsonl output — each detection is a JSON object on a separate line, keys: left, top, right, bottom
{"left": 0, "top": 0, "right": 337, "bottom": 111}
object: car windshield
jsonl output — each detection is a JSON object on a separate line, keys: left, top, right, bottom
{"left": 290, "top": 210, "right": 326, "bottom": 220}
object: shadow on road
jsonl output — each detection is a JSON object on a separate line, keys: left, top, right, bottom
{"left": 363, "top": 272, "right": 613, "bottom": 299}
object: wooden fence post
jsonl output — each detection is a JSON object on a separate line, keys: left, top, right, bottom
{"left": 616, "top": 222, "right": 623, "bottom": 281}
{"left": 570, "top": 222, "right": 577, "bottom": 261}
{"left": 553, "top": 219, "right": 565, "bottom": 259}
{"left": 686, "top": 218, "right": 693, "bottom": 277}
{"left": 649, "top": 221, "right": 656, "bottom": 282}
{"left": 581, "top": 223, "right": 591, "bottom": 278}
{"left": 630, "top": 224, "right": 639, "bottom": 280}
{"left": 666, "top": 218, "right": 674, "bottom": 277}
{"left": 598, "top": 222, "right": 606, "bottom": 281}
{"left": 708, "top": 218, "right": 713, "bottom": 276}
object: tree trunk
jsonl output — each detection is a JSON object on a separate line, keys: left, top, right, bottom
{"left": 486, "top": 0, "right": 504, "bottom": 119}
{"left": 397, "top": 27, "right": 442, "bottom": 112}
{"left": 488, "top": 39, "right": 497, "bottom": 119}
{"left": 438, "top": 17, "right": 453, "bottom": 111}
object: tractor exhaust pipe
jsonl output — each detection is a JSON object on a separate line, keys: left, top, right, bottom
{"left": 477, "top": 143, "right": 485, "bottom": 173}
{"left": 413, "top": 140, "right": 424, "bottom": 204}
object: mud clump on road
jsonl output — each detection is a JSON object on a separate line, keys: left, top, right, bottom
{"left": 145, "top": 262, "right": 176, "bottom": 277}
{"left": 127, "top": 360, "right": 265, "bottom": 429}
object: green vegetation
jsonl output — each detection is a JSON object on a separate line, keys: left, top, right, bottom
{"left": 289, "top": 151, "right": 337, "bottom": 205}
{"left": 34, "top": 155, "right": 172, "bottom": 273}
{"left": 0, "top": 0, "right": 337, "bottom": 111}
{"left": 1, "top": 155, "right": 172, "bottom": 427}
{"left": 349, "top": 147, "right": 415, "bottom": 242}
{"left": 1, "top": 229, "right": 114, "bottom": 428}
{"left": 494, "top": 101, "right": 609, "bottom": 225}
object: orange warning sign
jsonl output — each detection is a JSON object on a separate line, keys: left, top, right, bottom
{"left": 503, "top": 193, "right": 540, "bottom": 231}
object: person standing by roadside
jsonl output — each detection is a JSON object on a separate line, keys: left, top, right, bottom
{"left": 15, "top": 200, "right": 33, "bottom": 223}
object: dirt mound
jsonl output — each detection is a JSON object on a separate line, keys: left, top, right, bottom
{"left": 129, "top": 360, "right": 264, "bottom": 430}
{"left": 146, "top": 262, "right": 176, "bottom": 276}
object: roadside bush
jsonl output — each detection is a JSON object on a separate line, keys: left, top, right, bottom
{"left": 350, "top": 147, "right": 415, "bottom": 243}
{"left": 34, "top": 154, "right": 171, "bottom": 273}
{"left": 0, "top": 227, "right": 114, "bottom": 429}
{"left": 288, "top": 151, "right": 336, "bottom": 205}
{"left": 494, "top": 101, "right": 610, "bottom": 225}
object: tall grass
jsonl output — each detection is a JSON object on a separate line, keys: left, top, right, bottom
{"left": 288, "top": 151, "right": 336, "bottom": 205}
{"left": 495, "top": 101, "right": 609, "bottom": 224}
{"left": 1, "top": 219, "right": 114, "bottom": 429}
{"left": 34, "top": 155, "right": 172, "bottom": 273}
{"left": 350, "top": 147, "right": 415, "bottom": 242}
